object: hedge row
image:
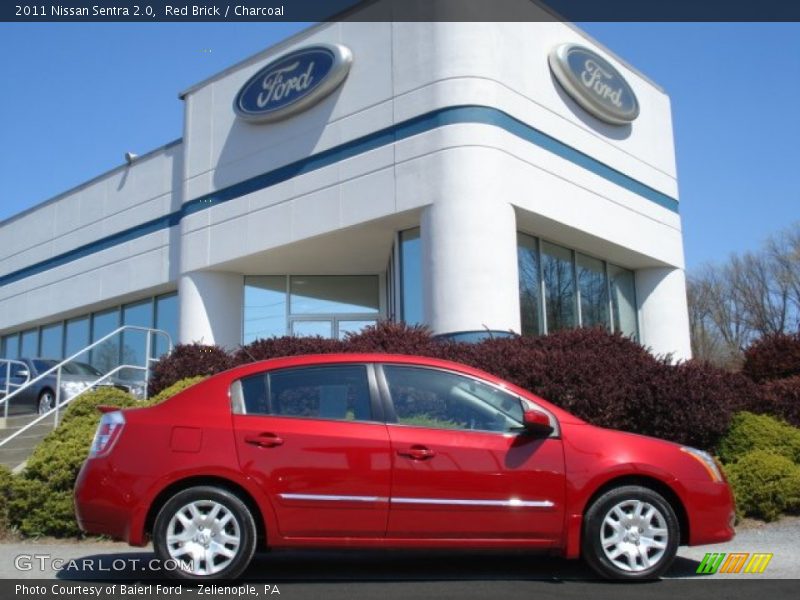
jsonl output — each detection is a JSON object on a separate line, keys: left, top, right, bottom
{"left": 148, "top": 322, "right": 797, "bottom": 451}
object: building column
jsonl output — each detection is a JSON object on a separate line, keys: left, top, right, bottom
{"left": 420, "top": 151, "right": 521, "bottom": 336}
{"left": 636, "top": 267, "right": 692, "bottom": 361}
{"left": 178, "top": 271, "right": 243, "bottom": 349}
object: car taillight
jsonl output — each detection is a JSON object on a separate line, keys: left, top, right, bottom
{"left": 89, "top": 411, "right": 125, "bottom": 458}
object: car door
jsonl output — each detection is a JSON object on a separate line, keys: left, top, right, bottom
{"left": 231, "top": 363, "right": 391, "bottom": 538}
{"left": 1, "top": 361, "right": 34, "bottom": 414}
{"left": 379, "top": 364, "right": 566, "bottom": 542}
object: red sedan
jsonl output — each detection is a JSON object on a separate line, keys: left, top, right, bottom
{"left": 74, "top": 353, "right": 734, "bottom": 581}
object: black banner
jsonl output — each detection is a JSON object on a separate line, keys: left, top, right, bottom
{"left": 3, "top": 0, "right": 800, "bottom": 23}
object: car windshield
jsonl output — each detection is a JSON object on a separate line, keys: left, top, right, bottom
{"left": 32, "top": 360, "right": 103, "bottom": 377}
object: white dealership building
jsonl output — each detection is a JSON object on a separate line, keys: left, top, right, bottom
{"left": 0, "top": 10, "right": 691, "bottom": 372}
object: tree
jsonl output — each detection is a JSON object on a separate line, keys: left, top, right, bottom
{"left": 688, "top": 222, "right": 800, "bottom": 367}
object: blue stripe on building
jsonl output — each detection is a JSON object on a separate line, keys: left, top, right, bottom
{"left": 0, "top": 105, "right": 678, "bottom": 288}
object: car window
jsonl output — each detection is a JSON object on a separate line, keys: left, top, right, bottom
{"left": 236, "top": 365, "right": 374, "bottom": 422}
{"left": 33, "top": 359, "right": 57, "bottom": 374}
{"left": 382, "top": 365, "right": 524, "bottom": 433}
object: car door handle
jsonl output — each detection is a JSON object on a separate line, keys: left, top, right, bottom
{"left": 397, "top": 445, "right": 435, "bottom": 460}
{"left": 244, "top": 433, "right": 284, "bottom": 448}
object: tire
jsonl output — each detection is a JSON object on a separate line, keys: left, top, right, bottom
{"left": 153, "top": 486, "right": 257, "bottom": 581}
{"left": 38, "top": 390, "right": 55, "bottom": 415}
{"left": 582, "top": 485, "right": 680, "bottom": 580}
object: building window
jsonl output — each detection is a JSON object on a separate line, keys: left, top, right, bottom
{"left": 64, "top": 316, "right": 90, "bottom": 359}
{"left": 289, "top": 276, "right": 379, "bottom": 315}
{"left": 577, "top": 253, "right": 609, "bottom": 330}
{"left": 399, "top": 228, "right": 423, "bottom": 325}
{"left": 121, "top": 299, "right": 153, "bottom": 381}
{"left": 244, "top": 276, "right": 288, "bottom": 342}
{"left": 1, "top": 334, "right": 19, "bottom": 359}
{"left": 154, "top": 293, "right": 178, "bottom": 358}
{"left": 39, "top": 323, "right": 63, "bottom": 359}
{"left": 20, "top": 329, "right": 38, "bottom": 358}
{"left": 517, "top": 233, "right": 542, "bottom": 336}
{"left": 608, "top": 264, "right": 638, "bottom": 339}
{"left": 91, "top": 308, "right": 121, "bottom": 372}
{"left": 517, "top": 232, "right": 637, "bottom": 339}
{"left": 541, "top": 241, "right": 577, "bottom": 332}
{"left": 243, "top": 275, "right": 380, "bottom": 343}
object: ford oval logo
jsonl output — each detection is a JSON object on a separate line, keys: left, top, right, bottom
{"left": 234, "top": 44, "right": 352, "bottom": 123}
{"left": 549, "top": 44, "right": 639, "bottom": 125}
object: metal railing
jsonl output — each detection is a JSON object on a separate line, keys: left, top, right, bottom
{"left": 1, "top": 359, "right": 31, "bottom": 410}
{"left": 0, "top": 326, "right": 172, "bottom": 450}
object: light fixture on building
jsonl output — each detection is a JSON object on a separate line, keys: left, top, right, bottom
{"left": 124, "top": 152, "right": 138, "bottom": 165}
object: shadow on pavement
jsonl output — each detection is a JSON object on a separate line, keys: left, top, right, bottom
{"left": 55, "top": 548, "right": 705, "bottom": 583}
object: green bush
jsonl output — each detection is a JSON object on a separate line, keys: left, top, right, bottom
{"left": 726, "top": 449, "right": 800, "bottom": 521}
{"left": 718, "top": 411, "right": 800, "bottom": 464}
{"left": 0, "top": 465, "right": 12, "bottom": 536}
{"left": 7, "top": 478, "right": 79, "bottom": 537}
{"left": 6, "top": 377, "right": 206, "bottom": 538}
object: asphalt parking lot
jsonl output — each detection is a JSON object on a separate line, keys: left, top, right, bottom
{"left": 1, "top": 518, "right": 797, "bottom": 599}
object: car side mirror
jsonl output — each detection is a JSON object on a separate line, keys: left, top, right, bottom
{"left": 17, "top": 369, "right": 29, "bottom": 379}
{"left": 522, "top": 409, "right": 554, "bottom": 437}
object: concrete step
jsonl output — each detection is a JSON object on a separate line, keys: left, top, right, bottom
{"left": 0, "top": 413, "right": 58, "bottom": 470}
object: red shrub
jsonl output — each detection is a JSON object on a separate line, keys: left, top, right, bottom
{"left": 760, "top": 376, "right": 800, "bottom": 427}
{"left": 742, "top": 332, "right": 800, "bottom": 382}
{"left": 233, "top": 336, "right": 345, "bottom": 365}
{"left": 148, "top": 343, "right": 234, "bottom": 396}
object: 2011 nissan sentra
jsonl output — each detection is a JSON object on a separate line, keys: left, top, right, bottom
{"left": 74, "top": 353, "right": 734, "bottom": 580}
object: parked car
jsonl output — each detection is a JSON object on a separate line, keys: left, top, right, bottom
{"left": 0, "top": 358, "right": 140, "bottom": 415}
{"left": 74, "top": 354, "right": 735, "bottom": 581}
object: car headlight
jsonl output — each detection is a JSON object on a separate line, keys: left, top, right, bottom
{"left": 681, "top": 446, "right": 724, "bottom": 482}
{"left": 61, "top": 380, "right": 89, "bottom": 399}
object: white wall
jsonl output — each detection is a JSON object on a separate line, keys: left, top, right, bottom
{"left": 0, "top": 143, "right": 182, "bottom": 333}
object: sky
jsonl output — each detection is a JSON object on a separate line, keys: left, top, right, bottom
{"left": 0, "top": 22, "right": 798, "bottom": 271}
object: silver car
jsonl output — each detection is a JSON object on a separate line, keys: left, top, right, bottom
{"left": 0, "top": 358, "right": 143, "bottom": 415}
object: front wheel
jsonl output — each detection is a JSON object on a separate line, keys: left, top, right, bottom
{"left": 582, "top": 485, "right": 680, "bottom": 580}
{"left": 153, "top": 486, "right": 257, "bottom": 581}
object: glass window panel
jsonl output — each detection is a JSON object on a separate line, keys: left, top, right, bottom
{"left": 39, "top": 323, "right": 64, "bottom": 359}
{"left": 64, "top": 316, "right": 90, "bottom": 360}
{"left": 154, "top": 293, "right": 178, "bottom": 358}
{"left": 337, "top": 319, "right": 377, "bottom": 340}
{"left": 244, "top": 276, "right": 287, "bottom": 343}
{"left": 91, "top": 308, "right": 120, "bottom": 373}
{"left": 291, "top": 320, "right": 333, "bottom": 338}
{"left": 577, "top": 253, "right": 609, "bottom": 329}
{"left": 400, "top": 228, "right": 423, "bottom": 325}
{"left": 265, "top": 365, "right": 372, "bottom": 421}
{"left": 2, "top": 334, "right": 20, "bottom": 359}
{"left": 20, "top": 329, "right": 38, "bottom": 357}
{"left": 290, "top": 276, "right": 379, "bottom": 315}
{"left": 121, "top": 300, "right": 153, "bottom": 380}
{"left": 383, "top": 366, "right": 524, "bottom": 432}
{"left": 541, "top": 241, "right": 576, "bottom": 332}
{"left": 517, "top": 233, "right": 542, "bottom": 336}
{"left": 609, "top": 264, "right": 638, "bottom": 339}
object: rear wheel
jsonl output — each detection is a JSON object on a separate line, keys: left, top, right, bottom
{"left": 582, "top": 485, "right": 679, "bottom": 580}
{"left": 153, "top": 486, "right": 257, "bottom": 581}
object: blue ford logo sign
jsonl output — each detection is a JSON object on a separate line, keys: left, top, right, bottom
{"left": 234, "top": 44, "right": 352, "bottom": 123}
{"left": 549, "top": 44, "right": 639, "bottom": 125}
